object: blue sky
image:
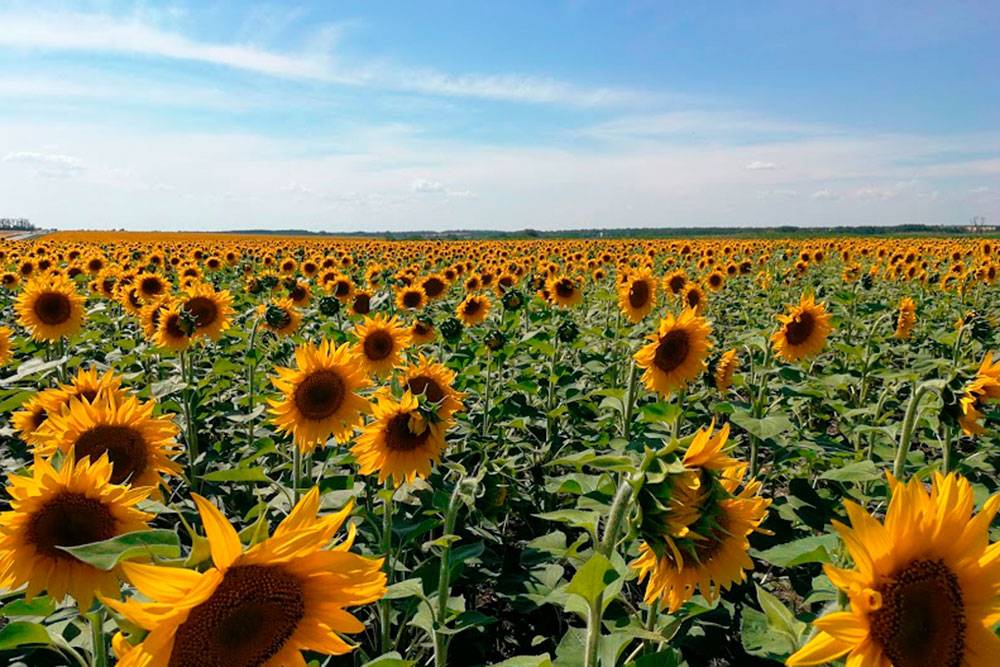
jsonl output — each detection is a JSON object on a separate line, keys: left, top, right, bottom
{"left": 1, "top": 1, "right": 998, "bottom": 231}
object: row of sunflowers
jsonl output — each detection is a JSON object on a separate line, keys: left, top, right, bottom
{"left": 0, "top": 232, "right": 999, "bottom": 666}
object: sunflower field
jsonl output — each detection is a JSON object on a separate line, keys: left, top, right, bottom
{"left": 1, "top": 231, "right": 999, "bottom": 667}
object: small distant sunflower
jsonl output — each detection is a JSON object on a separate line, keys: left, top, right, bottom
{"left": 0, "top": 454, "right": 152, "bottom": 607}
{"left": 663, "top": 270, "right": 688, "bottom": 297}
{"left": 0, "top": 326, "right": 12, "bottom": 365}
{"left": 683, "top": 284, "right": 707, "bottom": 314}
{"left": 635, "top": 310, "right": 713, "bottom": 397}
{"left": 136, "top": 272, "right": 170, "bottom": 303}
{"left": 180, "top": 283, "right": 233, "bottom": 341}
{"left": 15, "top": 274, "right": 87, "bottom": 341}
{"left": 705, "top": 270, "right": 725, "bottom": 291}
{"left": 351, "top": 392, "right": 449, "bottom": 486}
{"left": 787, "top": 472, "right": 1000, "bottom": 667}
{"left": 352, "top": 314, "right": 411, "bottom": 377}
{"left": 40, "top": 394, "right": 182, "bottom": 492}
{"left": 400, "top": 355, "right": 465, "bottom": 420}
{"left": 546, "top": 275, "right": 583, "bottom": 307}
{"left": 618, "top": 269, "right": 657, "bottom": 323}
{"left": 456, "top": 294, "right": 491, "bottom": 326}
{"left": 420, "top": 274, "right": 449, "bottom": 301}
{"left": 258, "top": 298, "right": 302, "bottom": 337}
{"left": 350, "top": 290, "right": 372, "bottom": 316}
{"left": 771, "top": 293, "right": 833, "bottom": 362}
{"left": 957, "top": 352, "right": 1000, "bottom": 436}
{"left": 11, "top": 395, "right": 50, "bottom": 446}
{"left": 104, "top": 488, "right": 386, "bottom": 667}
{"left": 395, "top": 285, "right": 427, "bottom": 311}
{"left": 894, "top": 296, "right": 917, "bottom": 340}
{"left": 270, "top": 340, "right": 371, "bottom": 452}
{"left": 410, "top": 318, "right": 436, "bottom": 345}
{"left": 714, "top": 348, "right": 738, "bottom": 394}
{"left": 153, "top": 301, "right": 195, "bottom": 352}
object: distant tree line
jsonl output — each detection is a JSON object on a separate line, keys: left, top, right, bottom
{"left": 0, "top": 218, "right": 36, "bottom": 231}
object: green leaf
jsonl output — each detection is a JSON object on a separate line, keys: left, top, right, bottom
{"left": 820, "top": 460, "right": 882, "bottom": 483}
{"left": 756, "top": 584, "right": 804, "bottom": 641}
{"left": 201, "top": 467, "right": 270, "bottom": 482}
{"left": 0, "top": 621, "right": 51, "bottom": 650}
{"left": 383, "top": 579, "right": 425, "bottom": 600}
{"left": 58, "top": 529, "right": 180, "bottom": 570}
{"left": 756, "top": 534, "right": 839, "bottom": 567}
{"left": 565, "top": 553, "right": 614, "bottom": 606}
{"left": 730, "top": 410, "right": 794, "bottom": 440}
{"left": 490, "top": 655, "right": 553, "bottom": 667}
{"left": 362, "top": 652, "right": 416, "bottom": 667}
{"left": 1, "top": 597, "right": 55, "bottom": 618}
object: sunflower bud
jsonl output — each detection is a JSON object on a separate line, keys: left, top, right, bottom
{"left": 484, "top": 329, "right": 506, "bottom": 351}
{"left": 265, "top": 303, "right": 292, "bottom": 330}
{"left": 557, "top": 319, "right": 579, "bottom": 343}
{"left": 440, "top": 317, "right": 463, "bottom": 342}
{"left": 502, "top": 289, "right": 524, "bottom": 311}
{"left": 318, "top": 295, "right": 340, "bottom": 317}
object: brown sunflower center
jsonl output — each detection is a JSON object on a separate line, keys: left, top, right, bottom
{"left": 34, "top": 291, "right": 72, "bottom": 325}
{"left": 75, "top": 425, "right": 149, "bottom": 485}
{"left": 168, "top": 564, "right": 305, "bottom": 667}
{"left": 363, "top": 330, "right": 395, "bottom": 361}
{"left": 402, "top": 291, "right": 422, "bottom": 308}
{"left": 293, "top": 370, "right": 346, "bottom": 420}
{"left": 653, "top": 329, "right": 691, "bottom": 374}
{"left": 423, "top": 277, "right": 445, "bottom": 297}
{"left": 140, "top": 277, "right": 164, "bottom": 295}
{"left": 869, "top": 559, "right": 965, "bottom": 667}
{"left": 384, "top": 414, "right": 432, "bottom": 452}
{"left": 334, "top": 280, "right": 351, "bottom": 297}
{"left": 407, "top": 375, "right": 445, "bottom": 403}
{"left": 668, "top": 275, "right": 686, "bottom": 294}
{"left": 555, "top": 280, "right": 575, "bottom": 298}
{"left": 352, "top": 294, "right": 371, "bottom": 314}
{"left": 164, "top": 313, "right": 188, "bottom": 340}
{"left": 463, "top": 299, "right": 482, "bottom": 316}
{"left": 686, "top": 290, "right": 701, "bottom": 308}
{"left": 27, "top": 492, "right": 116, "bottom": 559}
{"left": 628, "top": 280, "right": 650, "bottom": 309}
{"left": 784, "top": 311, "right": 815, "bottom": 346}
{"left": 185, "top": 296, "right": 219, "bottom": 329}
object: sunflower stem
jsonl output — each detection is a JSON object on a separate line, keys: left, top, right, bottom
{"left": 246, "top": 318, "right": 260, "bottom": 448}
{"left": 179, "top": 350, "right": 201, "bottom": 491}
{"left": 86, "top": 609, "right": 107, "bottom": 667}
{"left": 291, "top": 445, "right": 301, "bottom": 505}
{"left": 380, "top": 482, "right": 395, "bottom": 654}
{"left": 481, "top": 352, "right": 492, "bottom": 437}
{"left": 941, "top": 423, "right": 954, "bottom": 473}
{"left": 621, "top": 359, "right": 639, "bottom": 439}
{"left": 857, "top": 312, "right": 892, "bottom": 408}
{"left": 433, "top": 478, "right": 464, "bottom": 667}
{"left": 892, "top": 381, "right": 942, "bottom": 480}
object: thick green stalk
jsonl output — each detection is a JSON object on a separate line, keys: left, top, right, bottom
{"left": 621, "top": 360, "right": 639, "bottom": 439}
{"left": 481, "top": 353, "right": 492, "bottom": 436}
{"left": 87, "top": 610, "right": 107, "bottom": 667}
{"left": 379, "top": 483, "right": 395, "bottom": 654}
{"left": 245, "top": 319, "right": 260, "bottom": 448}
{"left": 857, "top": 312, "right": 892, "bottom": 407}
{"left": 179, "top": 351, "right": 200, "bottom": 490}
{"left": 433, "top": 480, "right": 465, "bottom": 667}
{"left": 892, "top": 381, "right": 941, "bottom": 479}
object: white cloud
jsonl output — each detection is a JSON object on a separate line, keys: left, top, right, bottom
{"left": 0, "top": 10, "right": 646, "bottom": 107}
{"left": 745, "top": 160, "right": 777, "bottom": 171}
{"left": 410, "top": 178, "right": 446, "bottom": 194}
{"left": 811, "top": 189, "right": 837, "bottom": 200}
{"left": 3, "top": 150, "right": 86, "bottom": 178}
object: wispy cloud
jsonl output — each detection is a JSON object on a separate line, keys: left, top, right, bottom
{"left": 0, "top": 9, "right": 647, "bottom": 107}
{"left": 745, "top": 160, "right": 777, "bottom": 170}
{"left": 3, "top": 150, "right": 86, "bottom": 178}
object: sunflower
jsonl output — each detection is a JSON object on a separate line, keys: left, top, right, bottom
{"left": 632, "top": 462, "right": 769, "bottom": 613}
{"left": 136, "top": 272, "right": 170, "bottom": 303}
{"left": 395, "top": 285, "right": 427, "bottom": 311}
{"left": 410, "top": 318, "right": 436, "bottom": 344}
{"left": 456, "top": 294, "right": 491, "bottom": 326}
{"left": 714, "top": 348, "right": 738, "bottom": 394}
{"left": 705, "top": 270, "right": 725, "bottom": 291}
{"left": 957, "top": 352, "right": 1000, "bottom": 436}
{"left": 34, "top": 367, "right": 127, "bottom": 429}
{"left": 258, "top": 298, "right": 302, "bottom": 337}
{"left": 11, "top": 395, "right": 51, "bottom": 447}
{"left": 683, "top": 283, "right": 707, "bottom": 314}
{"left": 420, "top": 273, "right": 449, "bottom": 301}
{"left": 39, "top": 394, "right": 182, "bottom": 493}
{"left": 618, "top": 269, "right": 657, "bottom": 323}
{"left": 270, "top": 339, "right": 371, "bottom": 453}
{"left": 15, "top": 274, "right": 87, "bottom": 341}
{"left": 352, "top": 314, "right": 411, "bottom": 377}
{"left": 153, "top": 300, "right": 195, "bottom": 352}
{"left": 663, "top": 270, "right": 688, "bottom": 297}
{"left": 635, "top": 309, "right": 713, "bottom": 397}
{"left": 399, "top": 354, "right": 465, "bottom": 420}
{"left": 0, "top": 326, "right": 12, "bottom": 365}
{"left": 787, "top": 472, "right": 1000, "bottom": 667}
{"left": 351, "top": 391, "right": 449, "bottom": 486}
{"left": 104, "top": 488, "right": 386, "bottom": 667}
{"left": 139, "top": 297, "right": 170, "bottom": 338}
{"left": 546, "top": 275, "right": 583, "bottom": 307}
{"left": 0, "top": 454, "right": 152, "bottom": 607}
{"left": 181, "top": 282, "right": 233, "bottom": 341}
{"left": 895, "top": 296, "right": 917, "bottom": 340}
{"left": 350, "top": 290, "right": 372, "bottom": 316}
{"left": 771, "top": 293, "right": 833, "bottom": 362}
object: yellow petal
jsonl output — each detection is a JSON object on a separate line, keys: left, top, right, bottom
{"left": 120, "top": 562, "right": 204, "bottom": 602}
{"left": 812, "top": 611, "right": 869, "bottom": 644}
{"left": 192, "top": 493, "right": 242, "bottom": 570}
{"left": 786, "top": 631, "right": 852, "bottom": 666}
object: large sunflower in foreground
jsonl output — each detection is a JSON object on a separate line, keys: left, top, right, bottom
{"left": 352, "top": 314, "right": 411, "bottom": 377}
{"left": 0, "top": 454, "right": 152, "bottom": 607}
{"left": 105, "top": 488, "right": 386, "bottom": 667}
{"left": 400, "top": 354, "right": 466, "bottom": 420}
{"left": 351, "top": 391, "right": 449, "bottom": 486}
{"left": 787, "top": 472, "right": 1000, "bottom": 667}
{"left": 618, "top": 269, "right": 658, "bottom": 323}
{"left": 15, "top": 274, "right": 87, "bottom": 341}
{"left": 270, "top": 339, "right": 371, "bottom": 453}
{"left": 771, "top": 293, "right": 833, "bottom": 362}
{"left": 39, "top": 394, "right": 182, "bottom": 492}
{"left": 180, "top": 282, "right": 233, "bottom": 341}
{"left": 635, "top": 309, "right": 712, "bottom": 397}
